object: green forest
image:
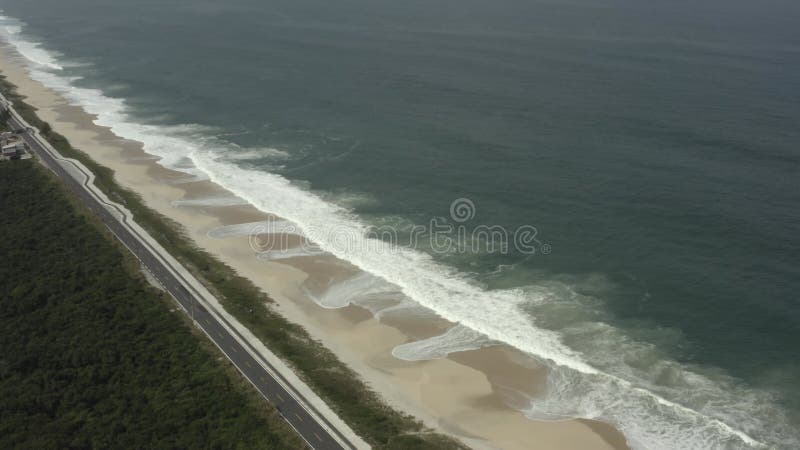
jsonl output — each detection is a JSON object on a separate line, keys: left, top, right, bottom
{"left": 0, "top": 160, "right": 304, "bottom": 449}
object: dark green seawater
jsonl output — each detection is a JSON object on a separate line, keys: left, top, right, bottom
{"left": 1, "top": 0, "right": 798, "bottom": 448}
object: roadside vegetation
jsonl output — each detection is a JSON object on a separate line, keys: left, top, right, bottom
{"left": 0, "top": 74, "right": 466, "bottom": 449}
{"left": 0, "top": 160, "right": 305, "bottom": 448}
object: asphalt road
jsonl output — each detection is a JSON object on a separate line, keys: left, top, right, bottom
{"left": 7, "top": 113, "right": 354, "bottom": 450}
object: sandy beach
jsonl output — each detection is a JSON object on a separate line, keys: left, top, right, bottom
{"left": 1, "top": 43, "right": 629, "bottom": 450}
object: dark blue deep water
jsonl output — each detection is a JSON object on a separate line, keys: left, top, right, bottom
{"left": 1, "top": 0, "right": 798, "bottom": 447}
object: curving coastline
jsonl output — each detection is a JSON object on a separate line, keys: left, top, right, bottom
{"left": 3, "top": 9, "right": 793, "bottom": 446}
{"left": 0, "top": 40, "right": 630, "bottom": 450}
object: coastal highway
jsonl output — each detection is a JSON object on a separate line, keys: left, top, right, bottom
{"left": 2, "top": 100, "right": 361, "bottom": 450}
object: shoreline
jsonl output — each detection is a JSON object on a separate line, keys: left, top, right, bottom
{"left": 0, "top": 43, "right": 629, "bottom": 450}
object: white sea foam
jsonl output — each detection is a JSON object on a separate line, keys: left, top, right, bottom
{"left": 198, "top": 149, "right": 775, "bottom": 448}
{"left": 171, "top": 196, "right": 249, "bottom": 208}
{"left": 256, "top": 246, "right": 327, "bottom": 261}
{"left": 392, "top": 325, "right": 495, "bottom": 361}
{"left": 319, "top": 189, "right": 380, "bottom": 210}
{"left": 2, "top": 15, "right": 795, "bottom": 449}
{"left": 223, "top": 148, "right": 290, "bottom": 161}
{"left": 2, "top": 22, "right": 62, "bottom": 70}
{"left": 305, "top": 272, "right": 403, "bottom": 309}
{"left": 207, "top": 220, "right": 301, "bottom": 239}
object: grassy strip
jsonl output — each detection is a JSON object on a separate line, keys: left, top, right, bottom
{"left": 0, "top": 160, "right": 306, "bottom": 449}
{"left": 0, "top": 74, "right": 466, "bottom": 449}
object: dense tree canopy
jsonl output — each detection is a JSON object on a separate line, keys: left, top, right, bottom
{"left": 0, "top": 161, "right": 302, "bottom": 449}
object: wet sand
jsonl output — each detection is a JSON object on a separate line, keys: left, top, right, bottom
{"left": 1, "top": 44, "right": 629, "bottom": 450}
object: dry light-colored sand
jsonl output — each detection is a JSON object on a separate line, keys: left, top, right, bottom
{"left": 1, "top": 44, "right": 629, "bottom": 450}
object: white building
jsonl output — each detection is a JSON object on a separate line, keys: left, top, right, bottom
{"left": 1, "top": 141, "right": 25, "bottom": 158}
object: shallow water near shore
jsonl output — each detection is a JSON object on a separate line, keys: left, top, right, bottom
{"left": 1, "top": 1, "right": 799, "bottom": 448}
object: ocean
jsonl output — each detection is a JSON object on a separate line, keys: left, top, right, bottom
{"left": 1, "top": 0, "right": 798, "bottom": 448}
